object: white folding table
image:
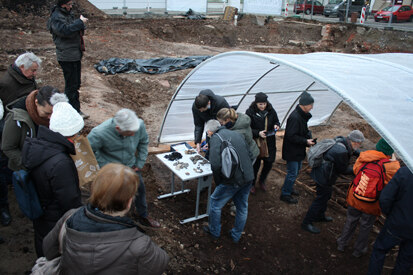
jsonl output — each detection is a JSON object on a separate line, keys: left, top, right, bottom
{"left": 156, "top": 150, "right": 212, "bottom": 224}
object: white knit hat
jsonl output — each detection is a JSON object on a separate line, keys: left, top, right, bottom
{"left": 114, "top": 108, "right": 140, "bottom": 132}
{"left": 49, "top": 102, "right": 84, "bottom": 137}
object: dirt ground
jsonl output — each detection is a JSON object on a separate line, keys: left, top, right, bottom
{"left": 0, "top": 1, "right": 412, "bottom": 274}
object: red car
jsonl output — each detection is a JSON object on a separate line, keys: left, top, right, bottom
{"left": 374, "top": 5, "right": 413, "bottom": 22}
{"left": 294, "top": 0, "right": 325, "bottom": 15}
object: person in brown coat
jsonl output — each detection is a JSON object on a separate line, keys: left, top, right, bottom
{"left": 42, "top": 163, "right": 169, "bottom": 275}
{"left": 337, "top": 138, "right": 400, "bottom": 258}
{"left": 0, "top": 52, "right": 40, "bottom": 109}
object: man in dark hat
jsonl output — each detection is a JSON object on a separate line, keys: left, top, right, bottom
{"left": 302, "top": 130, "right": 365, "bottom": 234}
{"left": 280, "top": 91, "right": 316, "bottom": 204}
{"left": 47, "top": 0, "right": 89, "bottom": 119}
{"left": 192, "top": 89, "right": 230, "bottom": 154}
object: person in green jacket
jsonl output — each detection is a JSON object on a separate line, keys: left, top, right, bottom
{"left": 216, "top": 107, "right": 259, "bottom": 215}
{"left": 87, "top": 108, "right": 160, "bottom": 228}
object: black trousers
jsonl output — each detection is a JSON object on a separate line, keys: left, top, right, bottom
{"left": 33, "top": 218, "right": 57, "bottom": 257}
{"left": 302, "top": 184, "right": 332, "bottom": 225}
{"left": 253, "top": 158, "right": 274, "bottom": 186}
{"left": 58, "top": 60, "right": 81, "bottom": 112}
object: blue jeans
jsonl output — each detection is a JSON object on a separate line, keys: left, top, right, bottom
{"left": 368, "top": 224, "right": 413, "bottom": 275}
{"left": 281, "top": 161, "right": 302, "bottom": 196}
{"left": 134, "top": 172, "right": 148, "bottom": 218}
{"left": 208, "top": 182, "right": 252, "bottom": 242}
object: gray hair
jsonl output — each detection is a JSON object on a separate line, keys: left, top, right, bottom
{"left": 114, "top": 108, "right": 140, "bottom": 132}
{"left": 205, "top": 119, "right": 221, "bottom": 134}
{"left": 14, "top": 52, "right": 42, "bottom": 69}
{"left": 50, "top": 93, "right": 69, "bottom": 106}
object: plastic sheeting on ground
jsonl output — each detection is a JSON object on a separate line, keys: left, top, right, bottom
{"left": 158, "top": 51, "right": 413, "bottom": 173}
{"left": 94, "top": 56, "right": 211, "bottom": 75}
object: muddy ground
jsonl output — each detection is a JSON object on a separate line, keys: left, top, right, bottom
{"left": 0, "top": 2, "right": 412, "bottom": 274}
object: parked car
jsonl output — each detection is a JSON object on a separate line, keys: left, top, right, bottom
{"left": 294, "top": 0, "right": 324, "bottom": 15}
{"left": 374, "top": 5, "right": 413, "bottom": 22}
{"left": 323, "top": 0, "right": 345, "bottom": 17}
{"left": 337, "top": 0, "right": 366, "bottom": 19}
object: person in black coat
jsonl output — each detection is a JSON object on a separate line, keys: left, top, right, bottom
{"left": 22, "top": 102, "right": 84, "bottom": 257}
{"left": 192, "top": 89, "right": 229, "bottom": 154}
{"left": 280, "top": 91, "right": 316, "bottom": 204}
{"left": 245, "top": 92, "right": 280, "bottom": 194}
{"left": 48, "top": 0, "right": 89, "bottom": 117}
{"left": 301, "top": 131, "right": 364, "bottom": 234}
{"left": 368, "top": 166, "right": 413, "bottom": 274}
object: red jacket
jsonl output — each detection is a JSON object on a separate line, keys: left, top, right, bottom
{"left": 346, "top": 150, "right": 400, "bottom": 216}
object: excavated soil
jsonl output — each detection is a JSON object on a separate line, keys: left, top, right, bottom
{"left": 0, "top": 2, "right": 411, "bottom": 274}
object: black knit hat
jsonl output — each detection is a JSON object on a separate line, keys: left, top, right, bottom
{"left": 299, "top": 91, "right": 314, "bottom": 106}
{"left": 255, "top": 92, "right": 268, "bottom": 103}
{"left": 57, "top": 0, "right": 71, "bottom": 6}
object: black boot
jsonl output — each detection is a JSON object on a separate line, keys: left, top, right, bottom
{"left": 0, "top": 206, "right": 11, "bottom": 226}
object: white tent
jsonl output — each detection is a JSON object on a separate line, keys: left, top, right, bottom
{"left": 158, "top": 51, "right": 413, "bottom": 172}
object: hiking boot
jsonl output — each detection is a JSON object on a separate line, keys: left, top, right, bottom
{"left": 203, "top": 226, "right": 219, "bottom": 241}
{"left": 314, "top": 216, "right": 333, "bottom": 222}
{"left": 280, "top": 195, "right": 298, "bottom": 204}
{"left": 291, "top": 189, "right": 300, "bottom": 196}
{"left": 352, "top": 247, "right": 368, "bottom": 258}
{"left": 250, "top": 186, "right": 256, "bottom": 195}
{"left": 137, "top": 216, "right": 161, "bottom": 228}
{"left": 301, "top": 223, "right": 320, "bottom": 234}
{"left": 0, "top": 207, "right": 11, "bottom": 226}
{"left": 337, "top": 244, "right": 345, "bottom": 252}
{"left": 79, "top": 111, "right": 90, "bottom": 119}
{"left": 229, "top": 230, "right": 239, "bottom": 244}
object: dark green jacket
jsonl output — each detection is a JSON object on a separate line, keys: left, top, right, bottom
{"left": 0, "top": 64, "right": 37, "bottom": 108}
{"left": 1, "top": 105, "right": 36, "bottom": 171}
{"left": 230, "top": 113, "right": 259, "bottom": 160}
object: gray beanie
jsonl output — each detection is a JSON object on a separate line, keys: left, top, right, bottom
{"left": 299, "top": 91, "right": 314, "bottom": 106}
{"left": 348, "top": 130, "right": 365, "bottom": 143}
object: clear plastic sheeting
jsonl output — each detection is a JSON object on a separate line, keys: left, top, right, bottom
{"left": 94, "top": 56, "right": 211, "bottom": 75}
{"left": 166, "top": 0, "right": 207, "bottom": 13}
{"left": 158, "top": 51, "right": 413, "bottom": 173}
{"left": 243, "top": 0, "right": 283, "bottom": 15}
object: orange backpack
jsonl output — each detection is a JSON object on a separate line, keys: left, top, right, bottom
{"left": 351, "top": 159, "right": 389, "bottom": 203}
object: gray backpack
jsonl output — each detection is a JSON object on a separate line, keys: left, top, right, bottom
{"left": 215, "top": 133, "right": 241, "bottom": 179}
{"left": 307, "top": 139, "right": 337, "bottom": 168}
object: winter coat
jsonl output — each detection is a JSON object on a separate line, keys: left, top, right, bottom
{"left": 245, "top": 102, "right": 280, "bottom": 162}
{"left": 43, "top": 205, "right": 170, "bottom": 275}
{"left": 379, "top": 166, "right": 413, "bottom": 240}
{"left": 311, "top": 136, "right": 354, "bottom": 187}
{"left": 22, "top": 126, "right": 81, "bottom": 222}
{"left": 229, "top": 113, "right": 259, "bottom": 160}
{"left": 282, "top": 105, "right": 312, "bottom": 161}
{"left": 346, "top": 150, "right": 400, "bottom": 216}
{"left": 192, "top": 89, "right": 230, "bottom": 144}
{"left": 88, "top": 118, "right": 149, "bottom": 169}
{"left": 48, "top": 6, "right": 84, "bottom": 62}
{"left": 209, "top": 127, "right": 254, "bottom": 186}
{"left": 1, "top": 97, "right": 36, "bottom": 171}
{"left": 0, "top": 64, "right": 37, "bottom": 108}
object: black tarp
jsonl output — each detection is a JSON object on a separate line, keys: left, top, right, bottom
{"left": 94, "top": 56, "right": 211, "bottom": 75}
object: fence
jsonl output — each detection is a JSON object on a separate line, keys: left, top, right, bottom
{"left": 89, "top": 0, "right": 287, "bottom": 16}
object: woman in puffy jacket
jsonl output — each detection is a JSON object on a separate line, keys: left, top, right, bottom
{"left": 245, "top": 92, "right": 280, "bottom": 194}
{"left": 42, "top": 163, "right": 169, "bottom": 275}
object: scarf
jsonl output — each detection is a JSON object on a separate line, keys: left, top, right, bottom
{"left": 25, "top": 90, "right": 50, "bottom": 127}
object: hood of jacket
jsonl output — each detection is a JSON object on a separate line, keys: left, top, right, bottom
{"left": 22, "top": 125, "right": 75, "bottom": 170}
{"left": 231, "top": 113, "right": 250, "bottom": 131}
{"left": 356, "top": 150, "right": 388, "bottom": 163}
